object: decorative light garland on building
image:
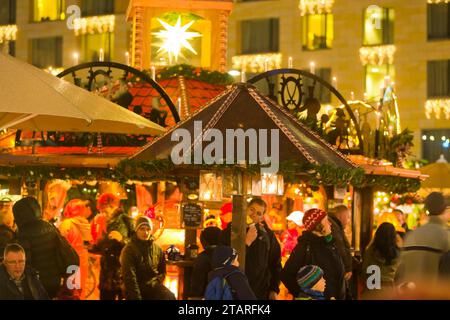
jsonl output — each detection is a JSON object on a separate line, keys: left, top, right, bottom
{"left": 232, "top": 53, "right": 282, "bottom": 73}
{"left": 299, "top": 0, "right": 334, "bottom": 16}
{"left": 425, "top": 98, "right": 450, "bottom": 120}
{"left": 359, "top": 45, "right": 396, "bottom": 66}
{"left": 0, "top": 25, "right": 17, "bottom": 43}
{"left": 73, "top": 15, "right": 115, "bottom": 36}
{"left": 427, "top": 0, "right": 450, "bottom": 3}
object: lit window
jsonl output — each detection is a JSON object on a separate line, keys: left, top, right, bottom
{"left": 427, "top": 60, "right": 450, "bottom": 98}
{"left": 302, "top": 13, "right": 333, "bottom": 50}
{"left": 80, "top": 32, "right": 114, "bottom": 63}
{"left": 365, "top": 64, "right": 395, "bottom": 99}
{"left": 241, "top": 18, "right": 279, "bottom": 54}
{"left": 363, "top": 6, "right": 394, "bottom": 46}
{"left": 81, "top": 0, "right": 114, "bottom": 17}
{"left": 428, "top": 2, "right": 450, "bottom": 40}
{"left": 422, "top": 129, "right": 450, "bottom": 162}
{"left": 33, "top": 0, "right": 65, "bottom": 22}
{"left": 31, "top": 37, "right": 63, "bottom": 68}
{"left": 0, "top": 0, "right": 16, "bottom": 25}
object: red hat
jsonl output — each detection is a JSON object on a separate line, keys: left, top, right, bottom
{"left": 302, "top": 208, "right": 327, "bottom": 232}
{"left": 64, "top": 199, "right": 87, "bottom": 218}
{"left": 144, "top": 206, "right": 156, "bottom": 219}
{"left": 97, "top": 193, "right": 119, "bottom": 211}
{"left": 220, "top": 203, "right": 233, "bottom": 216}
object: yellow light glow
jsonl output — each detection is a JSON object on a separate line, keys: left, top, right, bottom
{"left": 0, "top": 25, "right": 17, "bottom": 43}
{"left": 425, "top": 99, "right": 450, "bottom": 120}
{"left": 153, "top": 16, "right": 202, "bottom": 64}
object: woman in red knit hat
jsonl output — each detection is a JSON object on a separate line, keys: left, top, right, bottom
{"left": 281, "top": 208, "right": 346, "bottom": 300}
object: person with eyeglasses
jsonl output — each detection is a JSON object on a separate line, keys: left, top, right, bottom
{"left": 0, "top": 243, "right": 49, "bottom": 300}
{"left": 220, "top": 197, "right": 282, "bottom": 300}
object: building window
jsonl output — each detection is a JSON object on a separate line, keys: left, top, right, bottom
{"left": 428, "top": 60, "right": 450, "bottom": 98}
{"left": 365, "top": 64, "right": 395, "bottom": 99}
{"left": 241, "top": 18, "right": 279, "bottom": 54}
{"left": 80, "top": 33, "right": 114, "bottom": 63}
{"left": 31, "top": 37, "right": 63, "bottom": 68}
{"left": 422, "top": 129, "right": 450, "bottom": 162}
{"left": 81, "top": 0, "right": 115, "bottom": 17}
{"left": 33, "top": 0, "right": 65, "bottom": 22}
{"left": 302, "top": 13, "right": 333, "bottom": 51}
{"left": 363, "top": 6, "right": 394, "bottom": 46}
{"left": 302, "top": 68, "right": 332, "bottom": 103}
{"left": 0, "top": 0, "right": 16, "bottom": 25}
{"left": 427, "top": 2, "right": 450, "bottom": 40}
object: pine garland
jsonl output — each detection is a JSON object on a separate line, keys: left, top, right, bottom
{"left": 146, "top": 64, "right": 234, "bottom": 86}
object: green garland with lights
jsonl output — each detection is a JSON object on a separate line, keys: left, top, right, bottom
{"left": 145, "top": 64, "right": 234, "bottom": 86}
{"left": 0, "top": 159, "right": 422, "bottom": 194}
{"left": 117, "top": 158, "right": 421, "bottom": 193}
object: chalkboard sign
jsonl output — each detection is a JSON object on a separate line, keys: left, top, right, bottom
{"left": 182, "top": 203, "right": 203, "bottom": 228}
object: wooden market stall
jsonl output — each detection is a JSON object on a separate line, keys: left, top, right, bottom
{"left": 125, "top": 82, "right": 360, "bottom": 299}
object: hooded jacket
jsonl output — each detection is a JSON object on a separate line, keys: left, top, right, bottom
{"left": 13, "top": 198, "right": 63, "bottom": 299}
{"left": 220, "top": 221, "right": 282, "bottom": 299}
{"left": 281, "top": 231, "right": 346, "bottom": 300}
{"left": 207, "top": 265, "right": 257, "bottom": 300}
{"left": 120, "top": 235, "right": 167, "bottom": 300}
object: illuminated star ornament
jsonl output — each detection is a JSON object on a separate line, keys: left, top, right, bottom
{"left": 153, "top": 16, "right": 202, "bottom": 64}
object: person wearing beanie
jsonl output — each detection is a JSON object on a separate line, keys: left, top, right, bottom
{"left": 220, "top": 197, "right": 282, "bottom": 300}
{"left": 206, "top": 246, "right": 256, "bottom": 300}
{"left": 59, "top": 199, "right": 93, "bottom": 299}
{"left": 189, "top": 227, "right": 221, "bottom": 298}
{"left": 281, "top": 211, "right": 304, "bottom": 257}
{"left": 399, "top": 192, "right": 450, "bottom": 284}
{"left": 295, "top": 265, "right": 326, "bottom": 300}
{"left": 120, "top": 215, "right": 175, "bottom": 300}
{"left": 281, "top": 208, "right": 346, "bottom": 300}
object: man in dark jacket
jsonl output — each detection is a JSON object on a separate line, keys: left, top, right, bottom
{"left": 207, "top": 245, "right": 256, "bottom": 300}
{"left": 120, "top": 216, "right": 175, "bottom": 300}
{"left": 329, "top": 205, "right": 353, "bottom": 298}
{"left": 220, "top": 197, "right": 282, "bottom": 300}
{"left": 189, "top": 226, "right": 221, "bottom": 298}
{"left": 13, "top": 197, "right": 66, "bottom": 299}
{"left": 281, "top": 208, "right": 346, "bottom": 300}
{"left": 0, "top": 243, "right": 49, "bottom": 300}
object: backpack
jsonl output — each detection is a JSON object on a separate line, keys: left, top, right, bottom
{"left": 204, "top": 270, "right": 240, "bottom": 300}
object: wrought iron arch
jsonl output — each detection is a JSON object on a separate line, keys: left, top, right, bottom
{"left": 57, "top": 61, "right": 180, "bottom": 123}
{"left": 247, "top": 68, "right": 364, "bottom": 154}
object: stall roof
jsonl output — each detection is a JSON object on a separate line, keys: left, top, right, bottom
{"left": 348, "top": 155, "right": 428, "bottom": 180}
{"left": 131, "top": 83, "right": 356, "bottom": 169}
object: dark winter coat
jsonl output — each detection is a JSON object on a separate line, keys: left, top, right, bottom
{"left": 329, "top": 216, "right": 352, "bottom": 273}
{"left": 0, "top": 225, "right": 15, "bottom": 261}
{"left": 281, "top": 231, "right": 346, "bottom": 300}
{"left": 90, "top": 211, "right": 134, "bottom": 295}
{"left": 220, "top": 222, "right": 282, "bottom": 299}
{"left": 14, "top": 217, "right": 64, "bottom": 299}
{"left": 207, "top": 265, "right": 257, "bottom": 300}
{"left": 190, "top": 246, "right": 216, "bottom": 298}
{"left": 120, "top": 235, "right": 170, "bottom": 300}
{"left": 0, "top": 264, "right": 49, "bottom": 300}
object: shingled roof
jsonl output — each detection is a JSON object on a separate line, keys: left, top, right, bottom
{"left": 131, "top": 83, "right": 356, "bottom": 169}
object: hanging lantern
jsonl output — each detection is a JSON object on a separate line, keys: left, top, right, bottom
{"left": 251, "top": 175, "right": 262, "bottom": 196}
{"left": 252, "top": 173, "right": 284, "bottom": 196}
{"left": 222, "top": 172, "right": 242, "bottom": 198}
{"left": 199, "top": 171, "right": 222, "bottom": 201}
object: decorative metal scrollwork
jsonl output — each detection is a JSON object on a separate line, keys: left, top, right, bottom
{"left": 279, "top": 75, "right": 304, "bottom": 111}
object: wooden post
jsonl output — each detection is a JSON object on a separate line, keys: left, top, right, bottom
{"left": 359, "top": 187, "right": 374, "bottom": 255}
{"left": 231, "top": 194, "right": 246, "bottom": 271}
{"left": 352, "top": 189, "right": 362, "bottom": 252}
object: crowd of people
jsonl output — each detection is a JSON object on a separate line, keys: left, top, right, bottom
{"left": 0, "top": 190, "right": 448, "bottom": 300}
